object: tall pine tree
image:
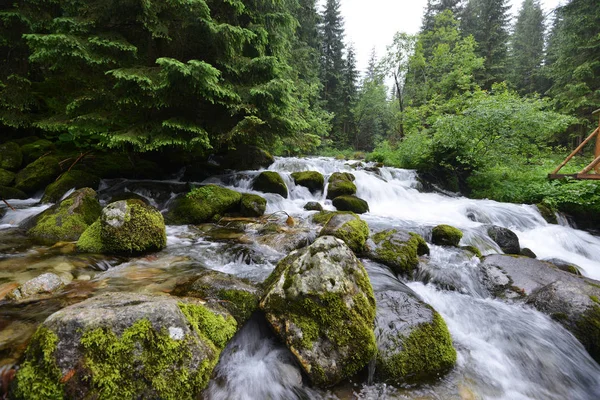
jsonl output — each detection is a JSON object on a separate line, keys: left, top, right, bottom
{"left": 508, "top": 0, "right": 545, "bottom": 95}
{"left": 422, "top": 0, "right": 465, "bottom": 33}
{"left": 340, "top": 43, "right": 358, "bottom": 145}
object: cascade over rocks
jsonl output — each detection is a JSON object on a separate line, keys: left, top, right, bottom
{"left": 259, "top": 236, "right": 377, "bottom": 387}
{"left": 10, "top": 292, "right": 237, "bottom": 400}
{"left": 326, "top": 172, "right": 356, "bottom": 200}
{"left": 252, "top": 171, "right": 288, "bottom": 198}
{"left": 365, "top": 229, "right": 429, "bottom": 277}
{"left": 431, "top": 224, "right": 463, "bottom": 247}
{"left": 332, "top": 195, "right": 369, "bottom": 214}
{"left": 290, "top": 171, "right": 324, "bottom": 194}
{"left": 317, "top": 212, "right": 370, "bottom": 253}
{"left": 487, "top": 225, "right": 520, "bottom": 254}
{"left": 374, "top": 285, "right": 457, "bottom": 384}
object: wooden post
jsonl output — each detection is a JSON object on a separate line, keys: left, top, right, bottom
{"left": 594, "top": 109, "right": 600, "bottom": 173}
{"left": 551, "top": 127, "right": 599, "bottom": 174}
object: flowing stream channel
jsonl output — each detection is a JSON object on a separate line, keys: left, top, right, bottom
{"left": 1, "top": 157, "right": 599, "bottom": 399}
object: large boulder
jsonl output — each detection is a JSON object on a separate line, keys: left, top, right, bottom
{"left": 239, "top": 193, "right": 267, "bottom": 217}
{"left": 15, "top": 156, "right": 61, "bottom": 195}
{"left": 0, "top": 168, "right": 15, "bottom": 186}
{"left": 365, "top": 229, "right": 429, "bottom": 277}
{"left": 0, "top": 142, "right": 23, "bottom": 171}
{"left": 0, "top": 185, "right": 28, "bottom": 200}
{"left": 220, "top": 146, "right": 274, "bottom": 171}
{"left": 10, "top": 292, "right": 237, "bottom": 400}
{"left": 326, "top": 172, "right": 356, "bottom": 200}
{"left": 42, "top": 171, "right": 100, "bottom": 203}
{"left": 28, "top": 188, "right": 102, "bottom": 245}
{"left": 20, "top": 139, "right": 54, "bottom": 164}
{"left": 487, "top": 225, "right": 520, "bottom": 254}
{"left": 167, "top": 185, "right": 242, "bottom": 224}
{"left": 375, "top": 287, "right": 456, "bottom": 384}
{"left": 290, "top": 171, "right": 324, "bottom": 194}
{"left": 172, "top": 270, "right": 262, "bottom": 324}
{"left": 252, "top": 171, "right": 288, "bottom": 198}
{"left": 332, "top": 195, "right": 369, "bottom": 214}
{"left": 318, "top": 212, "right": 369, "bottom": 253}
{"left": 77, "top": 199, "right": 166, "bottom": 255}
{"left": 431, "top": 224, "right": 463, "bottom": 247}
{"left": 259, "top": 236, "right": 377, "bottom": 387}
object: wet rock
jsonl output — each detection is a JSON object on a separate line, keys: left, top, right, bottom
{"left": 318, "top": 212, "right": 369, "bottom": 253}
{"left": 290, "top": 171, "right": 324, "bottom": 194}
{"left": 255, "top": 226, "right": 313, "bottom": 254}
{"left": 487, "top": 225, "right": 520, "bottom": 254}
{"left": 0, "top": 186, "right": 28, "bottom": 200}
{"left": 220, "top": 146, "right": 274, "bottom": 171}
{"left": 172, "top": 270, "right": 262, "bottom": 324}
{"left": 28, "top": 188, "right": 102, "bottom": 245}
{"left": 20, "top": 139, "right": 54, "bottom": 164}
{"left": 252, "top": 171, "right": 288, "bottom": 198}
{"left": 10, "top": 292, "right": 237, "bottom": 399}
{"left": 0, "top": 168, "right": 15, "bottom": 186}
{"left": 527, "top": 281, "right": 600, "bottom": 363}
{"left": 536, "top": 203, "right": 558, "bottom": 224}
{"left": 519, "top": 248, "right": 537, "bottom": 259}
{"left": 375, "top": 286, "right": 456, "bottom": 384}
{"left": 167, "top": 185, "right": 242, "bottom": 224}
{"left": 332, "top": 195, "right": 369, "bottom": 214}
{"left": 15, "top": 156, "right": 61, "bottom": 195}
{"left": 365, "top": 229, "right": 429, "bottom": 277}
{"left": 461, "top": 245, "right": 482, "bottom": 258}
{"left": 239, "top": 193, "right": 266, "bottom": 217}
{"left": 260, "top": 236, "right": 377, "bottom": 387}
{"left": 304, "top": 201, "right": 323, "bottom": 211}
{"left": 431, "top": 224, "right": 463, "bottom": 247}
{"left": 0, "top": 142, "right": 22, "bottom": 171}
{"left": 545, "top": 258, "right": 581, "bottom": 275}
{"left": 77, "top": 199, "right": 166, "bottom": 254}
{"left": 41, "top": 171, "right": 100, "bottom": 203}
{"left": 326, "top": 172, "right": 356, "bottom": 200}
{"left": 7, "top": 273, "right": 65, "bottom": 301}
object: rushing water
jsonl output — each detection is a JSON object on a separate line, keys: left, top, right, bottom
{"left": 1, "top": 156, "right": 600, "bottom": 399}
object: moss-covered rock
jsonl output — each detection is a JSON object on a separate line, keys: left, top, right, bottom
{"left": 220, "top": 146, "right": 274, "bottom": 171}
{"left": 290, "top": 171, "right": 324, "bottom": 194}
{"left": 431, "top": 224, "right": 463, "bottom": 247}
{"left": 461, "top": 245, "right": 482, "bottom": 258}
{"left": 100, "top": 199, "right": 166, "bottom": 254}
{"left": 519, "top": 247, "right": 537, "bottom": 259}
{"left": 260, "top": 236, "right": 377, "bottom": 387}
{"left": 332, "top": 195, "right": 369, "bottom": 214}
{"left": 0, "top": 142, "right": 23, "bottom": 171}
{"left": 15, "top": 156, "right": 61, "bottom": 195}
{"left": 20, "top": 139, "right": 54, "bottom": 164}
{"left": 304, "top": 201, "right": 323, "bottom": 211}
{"left": 240, "top": 193, "right": 267, "bottom": 217}
{"left": 172, "top": 270, "right": 262, "bottom": 324}
{"left": 42, "top": 170, "right": 100, "bottom": 203}
{"left": 366, "top": 230, "right": 429, "bottom": 277}
{"left": 168, "top": 185, "right": 242, "bottom": 224}
{"left": 28, "top": 188, "right": 102, "bottom": 245}
{"left": 252, "top": 171, "right": 288, "bottom": 198}
{"left": 326, "top": 172, "right": 356, "bottom": 200}
{"left": 0, "top": 185, "right": 28, "bottom": 200}
{"left": 375, "top": 287, "right": 456, "bottom": 384}
{"left": 74, "top": 152, "right": 165, "bottom": 180}
{"left": 76, "top": 220, "right": 103, "bottom": 253}
{"left": 11, "top": 292, "right": 237, "bottom": 400}
{"left": 318, "top": 212, "right": 369, "bottom": 253}
{"left": 0, "top": 168, "right": 15, "bottom": 186}
{"left": 536, "top": 203, "right": 558, "bottom": 224}
{"left": 487, "top": 225, "right": 520, "bottom": 254}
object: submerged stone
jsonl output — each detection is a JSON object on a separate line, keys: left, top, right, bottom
{"left": 252, "top": 171, "right": 288, "bottom": 198}
{"left": 260, "top": 236, "right": 377, "bottom": 387}
{"left": 431, "top": 224, "right": 463, "bottom": 247}
{"left": 366, "top": 229, "right": 429, "bottom": 277}
{"left": 10, "top": 292, "right": 237, "bottom": 400}
{"left": 319, "top": 212, "right": 369, "bottom": 253}
{"left": 332, "top": 195, "right": 369, "bottom": 214}
{"left": 7, "top": 272, "right": 65, "bottom": 301}
{"left": 290, "top": 171, "right": 324, "bottom": 194}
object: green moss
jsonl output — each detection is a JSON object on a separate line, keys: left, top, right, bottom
{"left": 21, "top": 139, "right": 54, "bottom": 164}
{"left": 239, "top": 193, "right": 267, "bottom": 217}
{"left": 42, "top": 171, "right": 100, "bottom": 203}
{"left": 536, "top": 203, "right": 558, "bottom": 224}
{"left": 217, "top": 289, "right": 260, "bottom": 324}
{"left": 15, "top": 156, "right": 61, "bottom": 195}
{"left": 431, "top": 224, "right": 463, "bottom": 247}
{"left": 0, "top": 168, "right": 15, "bottom": 186}
{"left": 377, "top": 311, "right": 457, "bottom": 384}
{"left": 0, "top": 185, "right": 28, "bottom": 199}
{"left": 326, "top": 179, "right": 357, "bottom": 200}
{"left": 178, "top": 303, "right": 237, "bottom": 349}
{"left": 28, "top": 189, "right": 102, "bottom": 245}
{"left": 0, "top": 141, "right": 23, "bottom": 171}
{"left": 332, "top": 195, "right": 369, "bottom": 214}
{"left": 410, "top": 232, "right": 430, "bottom": 256}
{"left": 290, "top": 171, "right": 324, "bottom": 193}
{"left": 12, "top": 326, "right": 63, "bottom": 400}
{"left": 371, "top": 230, "right": 424, "bottom": 276}
{"left": 101, "top": 200, "right": 166, "bottom": 254}
{"left": 331, "top": 217, "right": 370, "bottom": 253}
{"left": 252, "top": 171, "right": 288, "bottom": 198}
{"left": 328, "top": 172, "right": 355, "bottom": 183}
{"left": 78, "top": 318, "right": 215, "bottom": 400}
{"left": 170, "top": 185, "right": 242, "bottom": 224}
{"left": 575, "top": 305, "right": 600, "bottom": 363}
{"left": 461, "top": 245, "right": 482, "bottom": 258}
{"left": 590, "top": 295, "right": 600, "bottom": 304}
{"left": 76, "top": 220, "right": 103, "bottom": 253}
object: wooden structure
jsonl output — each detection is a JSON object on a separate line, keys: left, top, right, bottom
{"left": 549, "top": 109, "right": 600, "bottom": 180}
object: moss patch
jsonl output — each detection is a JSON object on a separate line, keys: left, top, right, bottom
{"left": 42, "top": 171, "right": 100, "bottom": 203}
{"left": 252, "top": 171, "right": 288, "bottom": 198}
{"left": 327, "top": 180, "right": 357, "bottom": 200}
{"left": 76, "top": 220, "right": 103, "bottom": 253}
{"left": 461, "top": 245, "right": 482, "bottom": 258}
{"left": 326, "top": 217, "right": 370, "bottom": 253}
{"left": 0, "top": 168, "right": 15, "bottom": 186}
{"left": 169, "top": 185, "right": 242, "bottom": 224}
{"left": 291, "top": 171, "right": 324, "bottom": 193}
{"left": 0, "top": 141, "right": 23, "bottom": 171}
{"left": 178, "top": 303, "right": 237, "bottom": 349}
{"left": 371, "top": 230, "right": 426, "bottom": 277}
{"left": 377, "top": 311, "right": 457, "bottom": 383}
{"left": 431, "top": 224, "right": 463, "bottom": 247}
{"left": 240, "top": 193, "right": 267, "bottom": 217}
{"left": 15, "top": 156, "right": 61, "bottom": 195}
{"left": 575, "top": 305, "right": 600, "bottom": 363}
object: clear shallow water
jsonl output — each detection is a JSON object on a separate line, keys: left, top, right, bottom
{"left": 1, "top": 156, "right": 600, "bottom": 399}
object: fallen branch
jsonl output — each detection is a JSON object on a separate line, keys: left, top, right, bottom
{"left": 2, "top": 198, "right": 15, "bottom": 211}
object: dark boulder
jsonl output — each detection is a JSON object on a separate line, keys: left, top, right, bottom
{"left": 252, "top": 171, "right": 288, "bottom": 198}
{"left": 487, "top": 225, "right": 520, "bottom": 254}
{"left": 332, "top": 195, "right": 369, "bottom": 214}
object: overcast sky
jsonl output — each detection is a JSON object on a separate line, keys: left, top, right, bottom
{"left": 319, "top": 0, "right": 564, "bottom": 73}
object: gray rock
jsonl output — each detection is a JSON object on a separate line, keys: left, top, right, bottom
{"left": 319, "top": 212, "right": 369, "bottom": 253}
{"left": 8, "top": 273, "right": 65, "bottom": 301}
{"left": 487, "top": 225, "right": 520, "bottom": 254}
{"left": 365, "top": 229, "right": 428, "bottom": 277}
{"left": 303, "top": 201, "right": 323, "bottom": 211}
{"left": 260, "top": 236, "right": 377, "bottom": 387}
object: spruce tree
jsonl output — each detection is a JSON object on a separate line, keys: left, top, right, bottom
{"left": 422, "top": 0, "right": 465, "bottom": 33}
{"left": 340, "top": 43, "right": 359, "bottom": 146}
{"left": 509, "top": 0, "right": 545, "bottom": 95}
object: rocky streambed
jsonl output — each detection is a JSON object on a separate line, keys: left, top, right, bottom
{"left": 0, "top": 155, "right": 599, "bottom": 399}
